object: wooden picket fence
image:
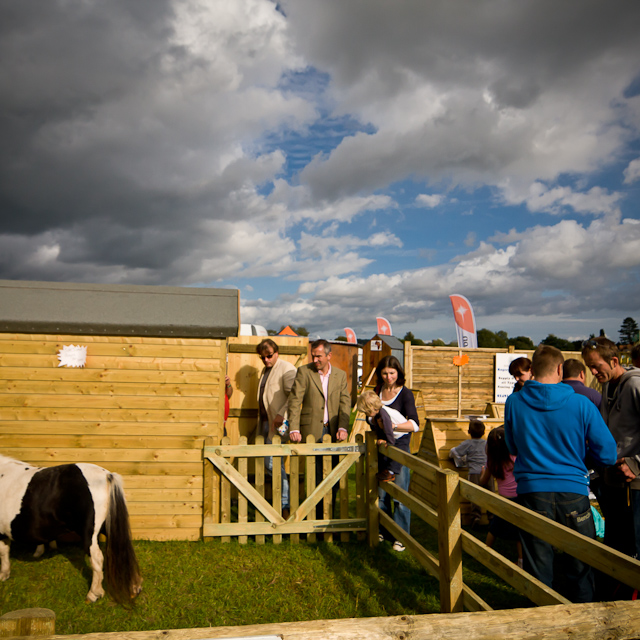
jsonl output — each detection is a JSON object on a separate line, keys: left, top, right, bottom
{"left": 204, "top": 432, "right": 640, "bottom": 615}
{"left": 203, "top": 434, "right": 368, "bottom": 544}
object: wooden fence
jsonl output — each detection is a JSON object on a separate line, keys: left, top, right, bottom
{"left": 203, "top": 434, "right": 367, "bottom": 544}
{"left": 201, "top": 432, "right": 640, "bottom": 615}
{"left": 378, "top": 434, "right": 640, "bottom": 613}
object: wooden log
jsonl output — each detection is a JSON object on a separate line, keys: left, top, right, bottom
{"left": 254, "top": 435, "right": 266, "bottom": 545}
{"left": 36, "top": 601, "right": 640, "bottom": 640}
{"left": 0, "top": 609, "right": 55, "bottom": 638}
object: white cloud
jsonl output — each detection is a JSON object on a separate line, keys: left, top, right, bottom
{"left": 416, "top": 194, "right": 445, "bottom": 208}
{"left": 623, "top": 157, "right": 640, "bottom": 184}
{"left": 500, "top": 181, "right": 623, "bottom": 216}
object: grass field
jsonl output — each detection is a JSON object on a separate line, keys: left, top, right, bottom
{"left": 0, "top": 516, "right": 531, "bottom": 636}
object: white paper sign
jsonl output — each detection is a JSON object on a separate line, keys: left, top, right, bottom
{"left": 494, "top": 353, "right": 523, "bottom": 403}
{"left": 57, "top": 345, "right": 87, "bottom": 368}
{"left": 371, "top": 339, "right": 383, "bottom": 351}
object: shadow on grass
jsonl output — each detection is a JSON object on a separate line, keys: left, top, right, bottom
{"left": 314, "top": 540, "right": 440, "bottom": 617}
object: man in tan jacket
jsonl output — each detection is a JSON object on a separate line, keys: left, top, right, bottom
{"left": 256, "top": 339, "right": 297, "bottom": 516}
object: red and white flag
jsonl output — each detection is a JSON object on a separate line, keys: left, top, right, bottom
{"left": 449, "top": 295, "right": 477, "bottom": 348}
{"left": 344, "top": 328, "right": 357, "bottom": 344}
{"left": 376, "top": 317, "right": 392, "bottom": 336}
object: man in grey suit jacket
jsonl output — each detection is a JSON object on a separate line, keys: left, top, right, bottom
{"left": 288, "top": 339, "right": 351, "bottom": 443}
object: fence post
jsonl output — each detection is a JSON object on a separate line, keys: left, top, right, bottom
{"left": 203, "top": 436, "right": 216, "bottom": 541}
{"left": 365, "top": 432, "right": 379, "bottom": 547}
{"left": 436, "top": 467, "right": 463, "bottom": 613}
{"left": 0, "top": 609, "right": 55, "bottom": 637}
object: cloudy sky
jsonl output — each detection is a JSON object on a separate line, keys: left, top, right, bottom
{"left": 1, "top": 1, "right": 639, "bottom": 343}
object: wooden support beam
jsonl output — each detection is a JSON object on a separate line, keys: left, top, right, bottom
{"left": 437, "top": 467, "right": 463, "bottom": 613}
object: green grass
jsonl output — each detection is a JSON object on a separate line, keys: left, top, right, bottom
{"left": 0, "top": 466, "right": 532, "bottom": 634}
{"left": 0, "top": 537, "right": 442, "bottom": 634}
{"left": 0, "top": 519, "right": 533, "bottom": 635}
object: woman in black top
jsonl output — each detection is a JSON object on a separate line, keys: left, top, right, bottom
{"left": 374, "top": 356, "right": 419, "bottom": 551}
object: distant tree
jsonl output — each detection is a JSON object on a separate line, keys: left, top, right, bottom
{"left": 402, "top": 331, "right": 425, "bottom": 346}
{"left": 541, "top": 334, "right": 580, "bottom": 351}
{"left": 507, "top": 336, "right": 535, "bottom": 350}
{"left": 267, "top": 329, "right": 278, "bottom": 336}
{"left": 619, "top": 317, "right": 639, "bottom": 344}
{"left": 335, "top": 335, "right": 348, "bottom": 342}
{"left": 477, "top": 328, "right": 508, "bottom": 348}
{"left": 447, "top": 340, "right": 459, "bottom": 347}
{"left": 428, "top": 338, "right": 446, "bottom": 346}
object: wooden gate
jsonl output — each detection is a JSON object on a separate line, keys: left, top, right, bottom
{"left": 203, "top": 434, "right": 367, "bottom": 543}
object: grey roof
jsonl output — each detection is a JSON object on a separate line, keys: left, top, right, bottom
{"left": 374, "top": 334, "right": 404, "bottom": 350}
{"left": 0, "top": 280, "right": 239, "bottom": 338}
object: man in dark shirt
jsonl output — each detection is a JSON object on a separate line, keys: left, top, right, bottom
{"left": 562, "top": 358, "right": 602, "bottom": 408}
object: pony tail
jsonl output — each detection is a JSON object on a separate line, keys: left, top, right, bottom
{"left": 105, "top": 474, "right": 141, "bottom": 605}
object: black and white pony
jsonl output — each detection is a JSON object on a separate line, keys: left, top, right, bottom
{"left": 0, "top": 455, "right": 142, "bottom": 603}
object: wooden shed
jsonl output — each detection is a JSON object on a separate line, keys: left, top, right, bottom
{"left": 0, "top": 279, "right": 239, "bottom": 541}
{"left": 361, "top": 334, "right": 404, "bottom": 387}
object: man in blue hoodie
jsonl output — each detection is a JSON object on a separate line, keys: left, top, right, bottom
{"left": 504, "top": 345, "right": 617, "bottom": 602}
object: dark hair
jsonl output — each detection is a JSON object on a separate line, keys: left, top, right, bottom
{"left": 256, "top": 338, "right": 279, "bottom": 356}
{"left": 468, "top": 420, "right": 485, "bottom": 439}
{"left": 582, "top": 336, "right": 619, "bottom": 365}
{"left": 486, "top": 427, "right": 513, "bottom": 481}
{"left": 531, "top": 345, "right": 564, "bottom": 378}
{"left": 508, "top": 357, "right": 531, "bottom": 377}
{"left": 632, "top": 343, "right": 640, "bottom": 366}
{"left": 311, "top": 339, "right": 331, "bottom": 354}
{"left": 563, "top": 358, "right": 585, "bottom": 380}
{"left": 374, "top": 355, "right": 406, "bottom": 387}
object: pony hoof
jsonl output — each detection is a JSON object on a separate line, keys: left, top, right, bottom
{"left": 33, "top": 544, "right": 45, "bottom": 558}
{"left": 85, "top": 591, "right": 103, "bottom": 603}
{"left": 0, "top": 571, "right": 10, "bottom": 582}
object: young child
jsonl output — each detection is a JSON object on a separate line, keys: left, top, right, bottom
{"left": 479, "top": 426, "right": 523, "bottom": 567}
{"left": 449, "top": 420, "right": 487, "bottom": 525}
{"left": 357, "top": 390, "right": 406, "bottom": 482}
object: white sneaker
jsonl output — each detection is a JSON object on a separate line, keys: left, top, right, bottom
{"left": 379, "top": 533, "right": 385, "bottom": 543}
{"left": 392, "top": 541, "right": 405, "bottom": 552}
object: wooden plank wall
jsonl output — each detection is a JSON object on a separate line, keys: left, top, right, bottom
{"left": 408, "top": 346, "right": 528, "bottom": 417}
{"left": 407, "top": 346, "right": 598, "bottom": 418}
{"left": 0, "top": 332, "right": 226, "bottom": 541}
{"left": 225, "top": 336, "right": 309, "bottom": 445}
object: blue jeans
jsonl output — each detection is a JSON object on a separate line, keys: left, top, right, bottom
{"left": 518, "top": 492, "right": 595, "bottom": 602}
{"left": 379, "top": 464, "right": 411, "bottom": 537}
{"left": 261, "top": 423, "right": 289, "bottom": 510}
